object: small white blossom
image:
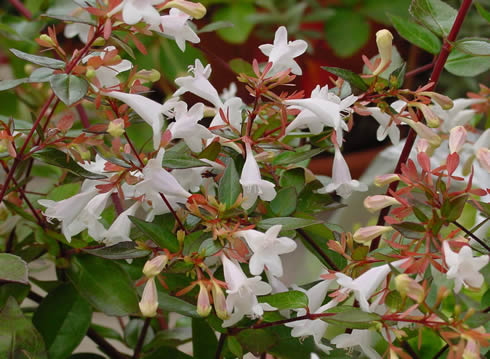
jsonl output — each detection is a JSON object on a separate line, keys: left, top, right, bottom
{"left": 151, "top": 9, "right": 200, "bottom": 51}
{"left": 83, "top": 47, "right": 132, "bottom": 89}
{"left": 364, "top": 100, "right": 406, "bottom": 145}
{"left": 168, "top": 102, "right": 213, "bottom": 152}
{"left": 443, "top": 241, "right": 489, "bottom": 293}
{"left": 432, "top": 98, "right": 485, "bottom": 132}
{"left": 236, "top": 225, "right": 297, "bottom": 277}
{"left": 210, "top": 97, "right": 244, "bottom": 131}
{"left": 64, "top": 9, "right": 92, "bottom": 44}
{"left": 318, "top": 146, "right": 367, "bottom": 199}
{"left": 220, "top": 82, "right": 237, "bottom": 102}
{"left": 103, "top": 201, "right": 140, "bottom": 245}
{"left": 331, "top": 329, "right": 381, "bottom": 359}
{"left": 221, "top": 255, "right": 274, "bottom": 327}
{"left": 259, "top": 26, "right": 307, "bottom": 75}
{"left": 239, "top": 144, "right": 276, "bottom": 209}
{"left": 108, "top": 0, "right": 161, "bottom": 27}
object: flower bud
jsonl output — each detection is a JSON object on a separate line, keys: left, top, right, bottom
{"left": 134, "top": 69, "right": 161, "bottom": 83}
{"left": 93, "top": 37, "right": 105, "bottom": 47}
{"left": 402, "top": 118, "right": 442, "bottom": 148}
{"left": 419, "top": 91, "right": 454, "bottom": 110}
{"left": 395, "top": 274, "right": 425, "bottom": 303}
{"left": 139, "top": 277, "right": 158, "bottom": 317}
{"left": 162, "top": 0, "right": 207, "bottom": 19}
{"left": 449, "top": 126, "right": 467, "bottom": 154}
{"left": 0, "top": 139, "right": 7, "bottom": 153}
{"left": 211, "top": 282, "right": 228, "bottom": 320}
{"left": 39, "top": 34, "right": 55, "bottom": 47}
{"left": 410, "top": 102, "right": 440, "bottom": 128}
{"left": 107, "top": 119, "right": 125, "bottom": 138}
{"left": 86, "top": 66, "right": 97, "bottom": 79}
{"left": 476, "top": 147, "right": 490, "bottom": 172}
{"left": 203, "top": 106, "right": 217, "bottom": 118}
{"left": 363, "top": 195, "right": 400, "bottom": 213}
{"left": 353, "top": 225, "right": 392, "bottom": 244}
{"left": 373, "top": 29, "right": 393, "bottom": 76}
{"left": 416, "top": 138, "right": 430, "bottom": 153}
{"left": 197, "top": 282, "right": 212, "bottom": 317}
{"left": 142, "top": 255, "right": 168, "bottom": 278}
{"left": 374, "top": 174, "right": 400, "bottom": 187}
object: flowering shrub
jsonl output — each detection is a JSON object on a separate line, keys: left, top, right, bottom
{"left": 0, "top": 0, "right": 489, "bottom": 358}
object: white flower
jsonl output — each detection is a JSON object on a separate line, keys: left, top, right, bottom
{"left": 64, "top": 9, "right": 92, "bottom": 44}
{"left": 151, "top": 9, "right": 200, "bottom": 51}
{"left": 108, "top": 0, "right": 161, "bottom": 26}
{"left": 210, "top": 97, "right": 244, "bottom": 131}
{"left": 103, "top": 201, "right": 141, "bottom": 245}
{"left": 470, "top": 129, "right": 490, "bottom": 172}
{"left": 220, "top": 82, "right": 237, "bottom": 102}
{"left": 236, "top": 225, "right": 297, "bottom": 277}
{"left": 106, "top": 91, "right": 178, "bottom": 150}
{"left": 331, "top": 330, "right": 381, "bottom": 359}
{"left": 139, "top": 277, "right": 158, "bottom": 317}
{"left": 432, "top": 98, "right": 485, "bottom": 132}
{"left": 318, "top": 146, "right": 367, "bottom": 199}
{"left": 259, "top": 26, "right": 307, "bottom": 75}
{"left": 364, "top": 100, "right": 406, "bottom": 145}
{"left": 221, "top": 254, "right": 274, "bottom": 327}
{"left": 239, "top": 144, "right": 276, "bottom": 209}
{"left": 284, "top": 85, "right": 357, "bottom": 144}
{"left": 168, "top": 102, "right": 212, "bottom": 152}
{"left": 443, "top": 241, "right": 489, "bottom": 293}
{"left": 175, "top": 60, "right": 223, "bottom": 108}
{"left": 83, "top": 47, "right": 132, "bottom": 89}
{"left": 286, "top": 280, "right": 335, "bottom": 354}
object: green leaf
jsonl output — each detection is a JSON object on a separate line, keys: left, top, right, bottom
{"left": 198, "top": 21, "right": 234, "bottom": 34}
{"left": 388, "top": 13, "right": 441, "bottom": 54}
{"left": 279, "top": 168, "right": 305, "bottom": 194}
{"left": 192, "top": 319, "right": 218, "bottom": 359}
{"left": 82, "top": 242, "right": 151, "bottom": 260}
{"left": 475, "top": 1, "right": 490, "bottom": 23}
{"left": 198, "top": 238, "right": 223, "bottom": 257}
{"left": 409, "top": 0, "right": 457, "bottom": 37}
{"left": 392, "top": 222, "right": 426, "bottom": 239}
{"left": 445, "top": 194, "right": 468, "bottom": 222}
{"left": 218, "top": 159, "right": 241, "bottom": 208}
{"left": 258, "top": 291, "right": 308, "bottom": 310}
{"left": 270, "top": 187, "right": 297, "bottom": 217}
{"left": 198, "top": 141, "right": 221, "bottom": 161}
{"left": 183, "top": 231, "right": 207, "bottom": 255}
{"left": 390, "top": 62, "right": 407, "bottom": 88}
{"left": 0, "top": 78, "right": 28, "bottom": 91}
{"left": 322, "top": 67, "right": 369, "bottom": 91}
{"left": 454, "top": 38, "right": 490, "bottom": 56}
{"left": 324, "top": 9, "right": 370, "bottom": 58}
{"left": 32, "top": 284, "right": 92, "bottom": 359}
{"left": 237, "top": 329, "right": 277, "bottom": 354}
{"left": 29, "top": 67, "right": 55, "bottom": 83}
{"left": 67, "top": 255, "right": 139, "bottom": 316}
{"left": 360, "top": 0, "right": 411, "bottom": 24}
{"left": 90, "top": 324, "right": 123, "bottom": 342}
{"left": 0, "top": 297, "right": 47, "bottom": 358}
{"left": 129, "top": 216, "right": 180, "bottom": 252}
{"left": 50, "top": 74, "right": 89, "bottom": 106}
{"left": 226, "top": 336, "right": 243, "bottom": 358}
{"left": 0, "top": 254, "right": 28, "bottom": 285}
{"left": 162, "top": 150, "right": 211, "bottom": 169}
{"left": 47, "top": 183, "right": 81, "bottom": 201}
{"left": 213, "top": 3, "right": 255, "bottom": 44}
{"left": 0, "top": 284, "right": 29, "bottom": 308}
{"left": 143, "top": 327, "right": 192, "bottom": 350}
{"left": 157, "top": 290, "right": 200, "bottom": 318}
{"left": 444, "top": 50, "right": 490, "bottom": 76}
{"left": 229, "top": 58, "right": 255, "bottom": 77}
{"left": 273, "top": 148, "right": 324, "bottom": 166}
{"left": 32, "top": 148, "right": 106, "bottom": 180}
{"left": 323, "top": 306, "right": 381, "bottom": 329}
{"left": 143, "top": 346, "right": 192, "bottom": 359}
{"left": 124, "top": 319, "right": 154, "bottom": 349}
{"left": 10, "top": 48, "right": 65, "bottom": 69}
{"left": 257, "top": 217, "right": 320, "bottom": 231}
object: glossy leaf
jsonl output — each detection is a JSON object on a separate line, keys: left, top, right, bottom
{"left": 392, "top": 222, "right": 426, "bottom": 239}
{"left": 258, "top": 290, "right": 308, "bottom": 310}
{"left": 323, "top": 306, "right": 381, "bottom": 329}
{"left": 157, "top": 290, "right": 200, "bottom": 318}
{"left": 162, "top": 150, "right": 210, "bottom": 169}
{"left": 454, "top": 38, "right": 490, "bottom": 56}
{"left": 270, "top": 187, "right": 297, "bottom": 217}
{"left": 32, "top": 148, "right": 106, "bottom": 180}
{"left": 218, "top": 159, "right": 241, "bottom": 208}
{"left": 10, "top": 48, "right": 65, "bottom": 69}
{"left": 321, "top": 66, "right": 368, "bottom": 91}
{"left": 29, "top": 67, "right": 55, "bottom": 83}
{"left": 0, "top": 254, "right": 28, "bottom": 285}
{"left": 47, "top": 183, "right": 81, "bottom": 201}
{"left": 409, "top": 0, "right": 457, "bottom": 37}
{"left": 257, "top": 217, "right": 321, "bottom": 231}
{"left": 192, "top": 319, "right": 218, "bottom": 359}
{"left": 273, "top": 148, "right": 324, "bottom": 166}
{"left": 32, "top": 284, "right": 92, "bottom": 359}
{"left": 198, "top": 141, "right": 221, "bottom": 161}
{"left": 82, "top": 242, "right": 151, "bottom": 260}
{"left": 67, "top": 255, "right": 139, "bottom": 316}
{"left": 129, "top": 216, "right": 180, "bottom": 253}
{"left": 229, "top": 58, "right": 255, "bottom": 77}
{"left": 50, "top": 74, "right": 89, "bottom": 106}
{"left": 444, "top": 50, "right": 490, "bottom": 77}
{"left": 0, "top": 78, "right": 28, "bottom": 91}
{"left": 388, "top": 13, "right": 441, "bottom": 54}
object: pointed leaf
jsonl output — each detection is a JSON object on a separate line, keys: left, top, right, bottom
{"left": 192, "top": 319, "right": 218, "bottom": 359}
{"left": 50, "top": 74, "right": 89, "bottom": 106}
{"left": 322, "top": 66, "right": 368, "bottom": 91}
{"left": 270, "top": 187, "right": 297, "bottom": 217}
{"left": 218, "top": 159, "right": 241, "bottom": 208}
{"left": 157, "top": 290, "right": 200, "bottom": 318}
{"left": 0, "top": 254, "right": 28, "bottom": 285}
{"left": 444, "top": 50, "right": 490, "bottom": 77}
{"left": 454, "top": 38, "right": 490, "bottom": 56}
{"left": 388, "top": 13, "right": 441, "bottom": 54}
{"left": 409, "top": 0, "right": 457, "bottom": 37}
{"left": 0, "top": 78, "right": 28, "bottom": 91}
{"left": 257, "top": 217, "right": 321, "bottom": 231}
{"left": 258, "top": 291, "right": 308, "bottom": 310}
{"left": 82, "top": 242, "right": 151, "bottom": 260}
{"left": 129, "top": 216, "right": 180, "bottom": 253}
{"left": 10, "top": 48, "right": 65, "bottom": 69}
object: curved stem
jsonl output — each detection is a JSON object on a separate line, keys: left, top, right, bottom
{"left": 133, "top": 318, "right": 151, "bottom": 359}
{"left": 452, "top": 221, "right": 490, "bottom": 252}
{"left": 215, "top": 333, "right": 227, "bottom": 359}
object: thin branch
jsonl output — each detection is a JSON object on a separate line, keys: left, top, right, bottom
{"left": 133, "top": 318, "right": 151, "bottom": 359}
{"left": 76, "top": 103, "right": 90, "bottom": 129}
{"left": 111, "top": 192, "right": 124, "bottom": 215}
{"left": 8, "top": 0, "right": 32, "bottom": 20}
{"left": 297, "top": 228, "right": 340, "bottom": 271}
{"left": 432, "top": 344, "right": 449, "bottom": 359}
{"left": 404, "top": 60, "right": 435, "bottom": 78}
{"left": 87, "top": 328, "right": 129, "bottom": 359}
{"left": 452, "top": 221, "right": 490, "bottom": 252}
{"left": 401, "top": 340, "right": 420, "bottom": 359}
{"left": 215, "top": 333, "right": 227, "bottom": 359}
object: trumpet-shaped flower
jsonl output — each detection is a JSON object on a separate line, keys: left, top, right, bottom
{"left": 83, "top": 47, "right": 132, "bottom": 89}
{"left": 103, "top": 201, "right": 140, "bottom": 245}
{"left": 210, "top": 97, "right": 244, "bottom": 130}
{"left": 443, "top": 241, "right": 489, "bottom": 293}
{"left": 286, "top": 280, "right": 335, "bottom": 353}
{"left": 432, "top": 98, "right": 485, "bottom": 132}
{"left": 174, "top": 60, "right": 223, "bottom": 108}
{"left": 364, "top": 100, "right": 406, "bottom": 145}
{"left": 236, "top": 225, "right": 297, "bottom": 277}
{"left": 318, "top": 146, "right": 367, "bottom": 199}
{"left": 221, "top": 255, "right": 274, "bottom": 327}
{"left": 284, "top": 85, "right": 356, "bottom": 144}
{"left": 106, "top": 91, "right": 178, "bottom": 150}
{"left": 64, "top": 8, "right": 92, "bottom": 44}
{"left": 239, "top": 144, "right": 276, "bottom": 209}
{"left": 151, "top": 9, "right": 200, "bottom": 51}
{"left": 167, "top": 102, "right": 212, "bottom": 152}
{"left": 331, "top": 330, "right": 381, "bottom": 359}
{"left": 259, "top": 26, "right": 307, "bottom": 75}
{"left": 109, "top": 0, "right": 162, "bottom": 27}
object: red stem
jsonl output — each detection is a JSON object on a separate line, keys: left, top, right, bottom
{"left": 370, "top": 0, "right": 474, "bottom": 251}
{"left": 8, "top": 0, "right": 32, "bottom": 20}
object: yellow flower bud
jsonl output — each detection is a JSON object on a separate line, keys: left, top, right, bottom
{"left": 395, "top": 274, "right": 425, "bottom": 303}
{"left": 374, "top": 174, "right": 400, "bottom": 187}
{"left": 134, "top": 69, "right": 161, "bottom": 83}
{"left": 92, "top": 37, "right": 105, "bottom": 47}
{"left": 86, "top": 66, "right": 97, "bottom": 79}
{"left": 107, "top": 119, "right": 125, "bottom": 138}
{"left": 373, "top": 29, "right": 393, "bottom": 76}
{"left": 211, "top": 282, "right": 228, "bottom": 320}
{"left": 39, "top": 34, "right": 55, "bottom": 47}
{"left": 363, "top": 195, "right": 400, "bottom": 213}
{"left": 142, "top": 255, "right": 168, "bottom": 278}
{"left": 161, "top": 0, "right": 207, "bottom": 19}
{"left": 353, "top": 225, "right": 392, "bottom": 244}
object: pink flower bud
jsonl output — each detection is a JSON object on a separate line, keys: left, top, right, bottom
{"left": 449, "top": 126, "right": 467, "bottom": 154}
{"left": 139, "top": 278, "right": 158, "bottom": 317}
{"left": 374, "top": 174, "right": 400, "bottom": 187}
{"left": 363, "top": 195, "right": 400, "bottom": 213}
{"left": 197, "top": 282, "right": 212, "bottom": 317}
{"left": 373, "top": 30, "right": 393, "bottom": 76}
{"left": 416, "top": 138, "right": 430, "bottom": 153}
{"left": 395, "top": 274, "right": 425, "bottom": 303}
{"left": 143, "top": 255, "right": 168, "bottom": 278}
{"left": 476, "top": 147, "right": 490, "bottom": 172}
{"left": 403, "top": 118, "right": 441, "bottom": 147}
{"left": 211, "top": 282, "right": 228, "bottom": 320}
{"left": 107, "top": 118, "right": 125, "bottom": 138}
{"left": 410, "top": 102, "right": 440, "bottom": 128}
{"left": 353, "top": 225, "right": 392, "bottom": 244}
{"left": 419, "top": 91, "right": 454, "bottom": 110}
